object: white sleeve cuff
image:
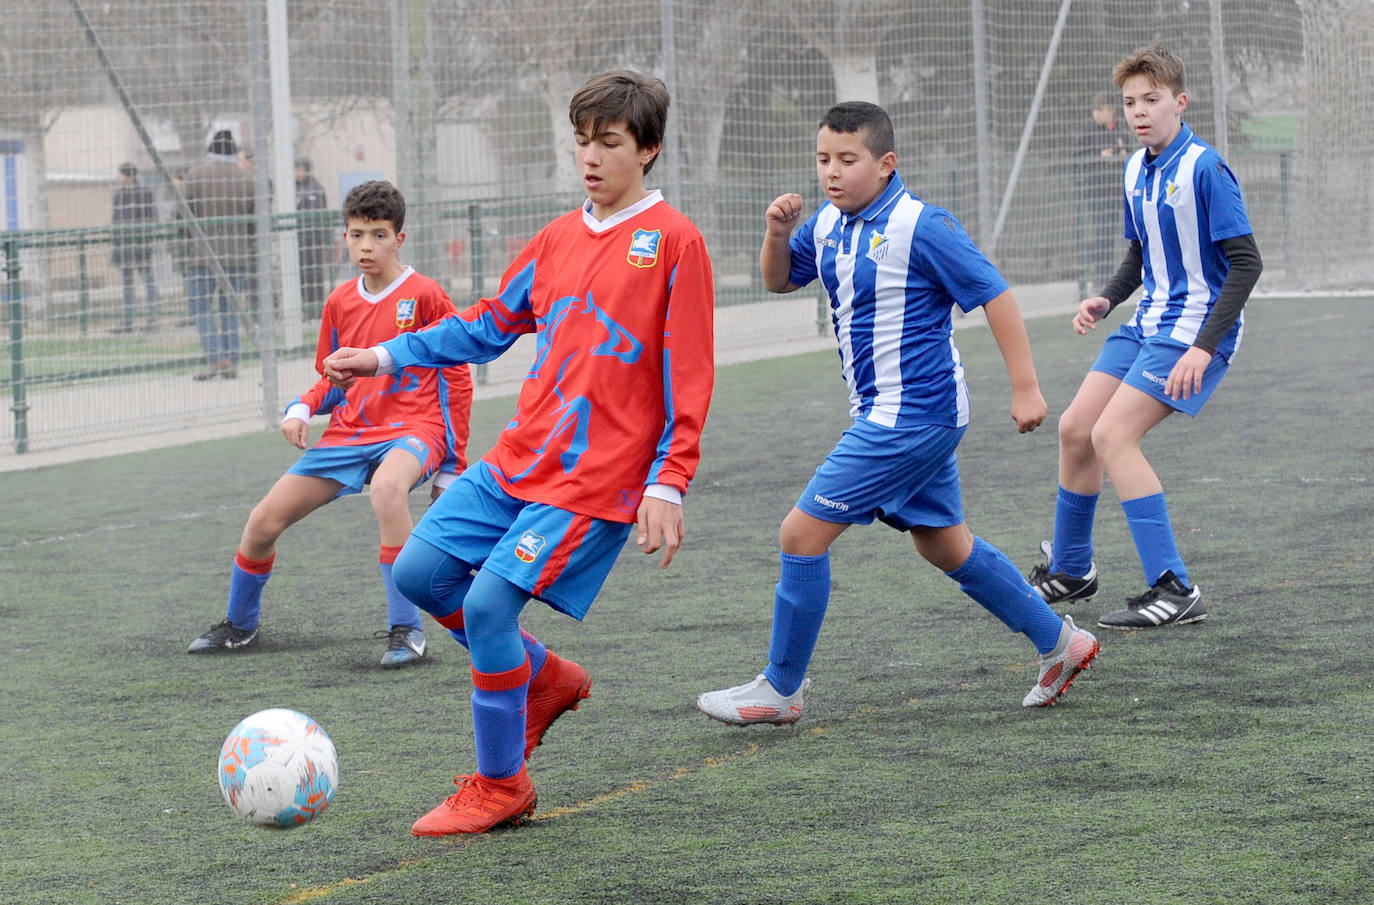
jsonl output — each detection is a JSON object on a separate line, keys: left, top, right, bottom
{"left": 432, "top": 470, "right": 457, "bottom": 491}
{"left": 282, "top": 402, "right": 311, "bottom": 425}
{"left": 373, "top": 345, "right": 396, "bottom": 375}
{"left": 642, "top": 483, "right": 682, "bottom": 506}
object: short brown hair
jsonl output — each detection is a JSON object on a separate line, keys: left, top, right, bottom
{"left": 1113, "top": 44, "right": 1186, "bottom": 95}
{"left": 568, "top": 70, "right": 670, "bottom": 175}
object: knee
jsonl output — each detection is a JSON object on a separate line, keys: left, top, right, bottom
{"left": 242, "top": 502, "right": 287, "bottom": 548}
{"left": 1057, "top": 406, "right": 1095, "bottom": 455}
{"left": 391, "top": 544, "right": 432, "bottom": 605}
{"left": 911, "top": 523, "right": 974, "bottom": 573}
{"left": 461, "top": 595, "right": 516, "bottom": 645}
{"left": 778, "top": 509, "right": 834, "bottom": 556}
{"left": 394, "top": 541, "right": 473, "bottom": 619}
{"left": 368, "top": 480, "right": 409, "bottom": 516}
{"left": 1089, "top": 419, "right": 1128, "bottom": 463}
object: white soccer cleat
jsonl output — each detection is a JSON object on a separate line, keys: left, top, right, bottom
{"left": 1022, "top": 615, "right": 1100, "bottom": 707}
{"left": 696, "top": 674, "right": 811, "bottom": 725}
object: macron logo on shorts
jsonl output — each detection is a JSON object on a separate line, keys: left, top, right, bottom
{"left": 1141, "top": 369, "right": 1167, "bottom": 387}
{"left": 514, "top": 530, "right": 545, "bottom": 563}
{"left": 812, "top": 493, "right": 849, "bottom": 512}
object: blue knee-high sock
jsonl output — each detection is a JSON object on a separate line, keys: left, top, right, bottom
{"left": 1121, "top": 492, "right": 1189, "bottom": 587}
{"left": 226, "top": 551, "right": 273, "bottom": 631}
{"left": 762, "top": 552, "right": 830, "bottom": 697}
{"left": 463, "top": 568, "right": 530, "bottom": 673}
{"left": 520, "top": 627, "right": 549, "bottom": 678}
{"left": 1052, "top": 486, "right": 1098, "bottom": 577}
{"left": 947, "top": 537, "right": 1064, "bottom": 655}
{"left": 471, "top": 658, "right": 530, "bottom": 780}
{"left": 379, "top": 545, "right": 421, "bottom": 630}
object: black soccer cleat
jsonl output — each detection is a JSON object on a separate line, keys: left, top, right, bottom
{"left": 1097, "top": 571, "right": 1205, "bottom": 629}
{"left": 187, "top": 618, "right": 259, "bottom": 653}
{"left": 1027, "top": 539, "right": 1098, "bottom": 604}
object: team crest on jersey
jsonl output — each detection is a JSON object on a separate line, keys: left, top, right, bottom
{"left": 627, "top": 229, "right": 661, "bottom": 268}
{"left": 1164, "top": 180, "right": 1183, "bottom": 208}
{"left": 514, "top": 530, "right": 545, "bottom": 563}
{"left": 395, "top": 298, "right": 417, "bottom": 327}
{"left": 866, "top": 232, "right": 890, "bottom": 263}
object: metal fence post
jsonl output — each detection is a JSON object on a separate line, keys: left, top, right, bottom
{"left": 5, "top": 234, "right": 28, "bottom": 453}
{"left": 78, "top": 235, "right": 90, "bottom": 335}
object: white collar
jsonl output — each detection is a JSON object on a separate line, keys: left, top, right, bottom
{"left": 356, "top": 265, "right": 414, "bottom": 303}
{"left": 581, "top": 190, "right": 664, "bottom": 233}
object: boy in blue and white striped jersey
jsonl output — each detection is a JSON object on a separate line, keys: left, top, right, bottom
{"left": 697, "top": 101, "right": 1100, "bottom": 720}
{"left": 1027, "top": 45, "right": 1262, "bottom": 629}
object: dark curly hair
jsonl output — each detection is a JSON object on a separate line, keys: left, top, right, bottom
{"left": 342, "top": 180, "right": 405, "bottom": 231}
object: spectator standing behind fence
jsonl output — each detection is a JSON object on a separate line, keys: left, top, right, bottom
{"left": 182, "top": 129, "right": 253, "bottom": 380}
{"left": 294, "top": 157, "right": 330, "bottom": 319}
{"left": 110, "top": 162, "right": 160, "bottom": 333}
{"left": 1075, "top": 93, "right": 1131, "bottom": 286}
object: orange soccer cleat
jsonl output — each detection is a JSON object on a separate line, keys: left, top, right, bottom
{"left": 410, "top": 766, "right": 537, "bottom": 836}
{"left": 523, "top": 651, "right": 592, "bottom": 760}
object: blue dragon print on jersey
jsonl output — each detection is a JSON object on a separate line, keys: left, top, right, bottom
{"left": 507, "top": 291, "right": 644, "bottom": 480}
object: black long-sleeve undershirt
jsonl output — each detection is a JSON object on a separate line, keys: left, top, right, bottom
{"left": 1098, "top": 234, "right": 1263, "bottom": 355}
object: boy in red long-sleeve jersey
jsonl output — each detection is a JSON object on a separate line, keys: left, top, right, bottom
{"left": 325, "top": 71, "right": 715, "bottom": 835}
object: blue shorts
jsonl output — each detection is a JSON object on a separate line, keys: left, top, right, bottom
{"left": 796, "top": 418, "right": 965, "bottom": 532}
{"left": 1091, "top": 323, "right": 1230, "bottom": 417}
{"left": 411, "top": 461, "right": 634, "bottom": 620}
{"left": 287, "top": 435, "right": 440, "bottom": 498}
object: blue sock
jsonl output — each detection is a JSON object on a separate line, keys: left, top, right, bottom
{"left": 1121, "top": 493, "right": 1189, "bottom": 587}
{"left": 1052, "top": 486, "right": 1098, "bottom": 577}
{"left": 471, "top": 658, "right": 530, "bottom": 780}
{"left": 947, "top": 536, "right": 1064, "bottom": 655}
{"left": 762, "top": 552, "right": 830, "bottom": 697}
{"left": 379, "top": 558, "right": 422, "bottom": 631}
{"left": 226, "top": 552, "right": 273, "bottom": 631}
{"left": 521, "top": 628, "right": 549, "bottom": 680}
{"left": 463, "top": 568, "right": 530, "bottom": 673}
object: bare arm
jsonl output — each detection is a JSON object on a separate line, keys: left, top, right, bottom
{"left": 759, "top": 193, "right": 805, "bottom": 293}
{"left": 982, "top": 290, "right": 1047, "bottom": 433}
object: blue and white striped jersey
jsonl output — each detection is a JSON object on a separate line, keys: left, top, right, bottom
{"left": 1121, "top": 123, "right": 1253, "bottom": 359}
{"left": 787, "top": 171, "right": 1008, "bottom": 429}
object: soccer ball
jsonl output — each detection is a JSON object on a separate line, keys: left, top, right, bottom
{"left": 217, "top": 708, "right": 338, "bottom": 828}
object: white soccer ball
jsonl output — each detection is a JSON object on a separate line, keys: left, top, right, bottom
{"left": 217, "top": 708, "right": 338, "bottom": 828}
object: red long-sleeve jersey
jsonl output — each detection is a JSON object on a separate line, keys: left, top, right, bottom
{"left": 382, "top": 193, "right": 714, "bottom": 522}
{"left": 295, "top": 267, "right": 472, "bottom": 476}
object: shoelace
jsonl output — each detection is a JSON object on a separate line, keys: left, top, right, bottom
{"left": 443, "top": 774, "right": 483, "bottom": 808}
{"left": 372, "top": 627, "right": 411, "bottom": 651}
{"left": 1123, "top": 588, "right": 1158, "bottom": 609}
